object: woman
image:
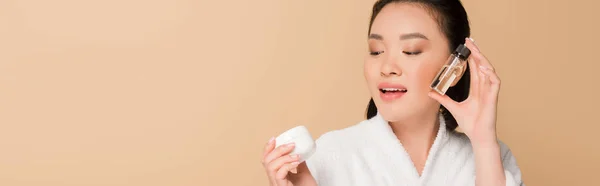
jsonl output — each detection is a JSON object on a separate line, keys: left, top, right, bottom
{"left": 261, "top": 0, "right": 524, "bottom": 185}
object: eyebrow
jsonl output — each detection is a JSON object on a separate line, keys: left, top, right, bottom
{"left": 368, "top": 34, "right": 383, "bottom": 40}
{"left": 368, "top": 32, "right": 429, "bottom": 41}
{"left": 400, "top": 32, "right": 429, "bottom": 40}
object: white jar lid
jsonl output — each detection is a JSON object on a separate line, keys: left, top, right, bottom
{"left": 275, "top": 125, "right": 316, "bottom": 162}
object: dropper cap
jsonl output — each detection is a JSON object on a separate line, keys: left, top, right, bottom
{"left": 454, "top": 44, "right": 471, "bottom": 60}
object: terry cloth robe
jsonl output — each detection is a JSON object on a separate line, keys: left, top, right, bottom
{"left": 306, "top": 113, "right": 524, "bottom": 186}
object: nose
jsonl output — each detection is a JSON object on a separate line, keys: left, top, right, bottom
{"left": 380, "top": 56, "right": 402, "bottom": 77}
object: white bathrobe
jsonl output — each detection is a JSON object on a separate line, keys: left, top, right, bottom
{"left": 306, "top": 113, "right": 524, "bottom": 186}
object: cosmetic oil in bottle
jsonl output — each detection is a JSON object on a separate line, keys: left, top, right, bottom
{"left": 430, "top": 44, "right": 471, "bottom": 95}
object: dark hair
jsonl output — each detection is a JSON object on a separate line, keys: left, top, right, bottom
{"left": 365, "top": 0, "right": 471, "bottom": 131}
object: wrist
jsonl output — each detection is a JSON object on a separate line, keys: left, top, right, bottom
{"left": 469, "top": 132, "right": 499, "bottom": 149}
{"left": 467, "top": 128, "right": 498, "bottom": 145}
{"left": 472, "top": 140, "right": 500, "bottom": 151}
{"left": 471, "top": 137, "right": 500, "bottom": 151}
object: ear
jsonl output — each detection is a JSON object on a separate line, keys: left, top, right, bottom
{"left": 450, "top": 60, "right": 469, "bottom": 87}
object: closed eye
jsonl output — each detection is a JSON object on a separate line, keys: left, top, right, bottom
{"left": 402, "top": 51, "right": 422, "bottom": 55}
{"left": 370, "top": 51, "right": 384, "bottom": 56}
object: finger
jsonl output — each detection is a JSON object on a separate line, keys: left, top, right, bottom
{"left": 480, "top": 66, "right": 501, "bottom": 94}
{"left": 267, "top": 154, "right": 301, "bottom": 174}
{"left": 275, "top": 162, "right": 301, "bottom": 180}
{"left": 480, "top": 67, "right": 491, "bottom": 93}
{"left": 262, "top": 136, "right": 275, "bottom": 160}
{"left": 480, "top": 66, "right": 500, "bottom": 85}
{"left": 290, "top": 167, "right": 298, "bottom": 174}
{"left": 428, "top": 91, "right": 459, "bottom": 113}
{"left": 263, "top": 142, "right": 295, "bottom": 164}
{"left": 465, "top": 37, "right": 480, "bottom": 53}
{"left": 473, "top": 52, "right": 494, "bottom": 72}
{"left": 467, "top": 58, "right": 480, "bottom": 97}
{"left": 478, "top": 67, "right": 489, "bottom": 94}
{"left": 465, "top": 38, "right": 495, "bottom": 71}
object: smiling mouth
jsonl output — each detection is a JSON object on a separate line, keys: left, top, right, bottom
{"left": 379, "top": 88, "right": 408, "bottom": 94}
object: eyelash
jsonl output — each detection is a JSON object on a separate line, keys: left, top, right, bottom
{"left": 403, "top": 51, "right": 422, "bottom": 55}
{"left": 369, "top": 51, "right": 421, "bottom": 56}
{"left": 370, "top": 51, "right": 384, "bottom": 56}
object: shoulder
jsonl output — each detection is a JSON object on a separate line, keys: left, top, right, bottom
{"left": 305, "top": 118, "right": 374, "bottom": 178}
{"left": 313, "top": 118, "right": 374, "bottom": 154}
{"left": 316, "top": 118, "right": 373, "bottom": 144}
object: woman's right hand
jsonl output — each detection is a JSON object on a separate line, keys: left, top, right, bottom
{"left": 262, "top": 137, "right": 317, "bottom": 186}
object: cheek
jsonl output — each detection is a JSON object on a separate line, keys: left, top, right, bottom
{"left": 363, "top": 59, "right": 380, "bottom": 86}
{"left": 412, "top": 63, "right": 442, "bottom": 90}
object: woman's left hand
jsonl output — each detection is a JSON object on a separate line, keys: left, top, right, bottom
{"left": 428, "top": 38, "right": 500, "bottom": 145}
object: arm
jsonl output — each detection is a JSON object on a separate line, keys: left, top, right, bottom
{"left": 429, "top": 38, "right": 524, "bottom": 186}
{"left": 472, "top": 137, "right": 506, "bottom": 186}
{"left": 473, "top": 139, "right": 524, "bottom": 186}
{"left": 498, "top": 141, "right": 524, "bottom": 186}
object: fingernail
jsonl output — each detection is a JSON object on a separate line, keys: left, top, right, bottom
{"left": 479, "top": 66, "right": 490, "bottom": 71}
{"left": 467, "top": 37, "right": 480, "bottom": 52}
{"left": 290, "top": 154, "right": 300, "bottom": 159}
{"left": 286, "top": 143, "right": 296, "bottom": 147}
{"left": 290, "top": 166, "right": 298, "bottom": 174}
{"left": 291, "top": 161, "right": 300, "bottom": 165}
{"left": 267, "top": 136, "right": 275, "bottom": 144}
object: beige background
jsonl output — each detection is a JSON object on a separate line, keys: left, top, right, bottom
{"left": 1, "top": 0, "right": 598, "bottom": 185}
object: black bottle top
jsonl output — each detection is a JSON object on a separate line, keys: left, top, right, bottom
{"left": 454, "top": 44, "right": 471, "bottom": 60}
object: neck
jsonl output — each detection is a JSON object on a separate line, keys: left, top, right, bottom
{"left": 388, "top": 111, "right": 441, "bottom": 176}
{"left": 388, "top": 111, "right": 440, "bottom": 150}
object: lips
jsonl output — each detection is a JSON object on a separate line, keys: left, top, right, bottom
{"left": 378, "top": 83, "right": 407, "bottom": 101}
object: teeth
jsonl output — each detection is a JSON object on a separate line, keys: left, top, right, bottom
{"left": 381, "top": 88, "right": 407, "bottom": 92}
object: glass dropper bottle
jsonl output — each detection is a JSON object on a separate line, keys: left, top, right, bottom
{"left": 430, "top": 44, "right": 471, "bottom": 95}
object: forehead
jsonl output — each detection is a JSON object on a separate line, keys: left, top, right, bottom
{"left": 370, "top": 3, "right": 442, "bottom": 40}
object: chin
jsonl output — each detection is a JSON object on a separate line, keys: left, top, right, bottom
{"left": 373, "top": 101, "right": 411, "bottom": 122}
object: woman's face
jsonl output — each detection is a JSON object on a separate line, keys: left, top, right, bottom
{"left": 365, "top": 3, "right": 450, "bottom": 122}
